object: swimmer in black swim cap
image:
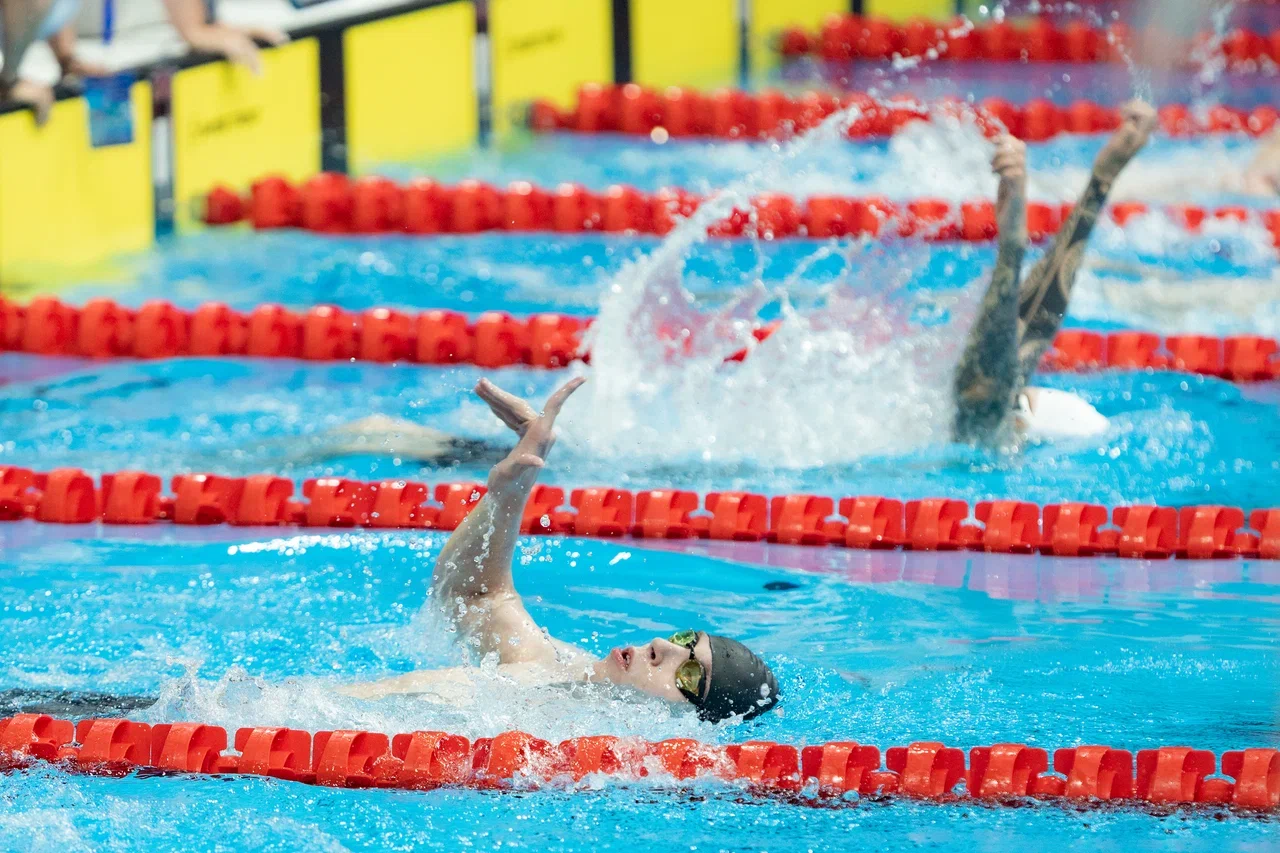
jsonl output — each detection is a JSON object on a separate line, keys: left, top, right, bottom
{"left": 590, "top": 629, "right": 778, "bottom": 722}
{"left": 345, "top": 377, "right": 779, "bottom": 723}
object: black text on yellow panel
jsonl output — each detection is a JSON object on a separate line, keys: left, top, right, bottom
{"left": 343, "top": 2, "right": 478, "bottom": 174}
{"left": 0, "top": 84, "right": 153, "bottom": 290}
{"left": 171, "top": 40, "right": 322, "bottom": 231}
{"left": 489, "top": 0, "right": 613, "bottom": 139}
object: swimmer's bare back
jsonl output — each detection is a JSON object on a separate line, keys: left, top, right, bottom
{"left": 951, "top": 101, "right": 1157, "bottom": 444}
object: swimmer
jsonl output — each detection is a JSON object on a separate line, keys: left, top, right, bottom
{"left": 952, "top": 100, "right": 1158, "bottom": 445}
{"left": 341, "top": 376, "right": 779, "bottom": 723}
{"left": 9, "top": 378, "right": 779, "bottom": 724}
{"left": 255, "top": 107, "right": 1153, "bottom": 469}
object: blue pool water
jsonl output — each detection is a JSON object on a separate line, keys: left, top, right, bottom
{"left": 4, "top": 38, "right": 1280, "bottom": 853}
{"left": 0, "top": 525, "right": 1277, "bottom": 851}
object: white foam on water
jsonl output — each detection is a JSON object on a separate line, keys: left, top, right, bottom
{"left": 139, "top": 661, "right": 721, "bottom": 745}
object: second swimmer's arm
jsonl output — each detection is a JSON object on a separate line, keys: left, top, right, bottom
{"left": 1014, "top": 101, "right": 1156, "bottom": 387}
{"left": 952, "top": 135, "right": 1028, "bottom": 444}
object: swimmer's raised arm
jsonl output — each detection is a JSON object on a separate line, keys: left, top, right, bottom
{"left": 431, "top": 376, "right": 586, "bottom": 663}
{"left": 952, "top": 134, "right": 1028, "bottom": 443}
{"left": 1014, "top": 101, "right": 1156, "bottom": 386}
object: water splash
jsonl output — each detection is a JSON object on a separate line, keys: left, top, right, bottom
{"left": 565, "top": 99, "right": 974, "bottom": 469}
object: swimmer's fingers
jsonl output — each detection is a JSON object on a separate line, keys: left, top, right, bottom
{"left": 475, "top": 378, "right": 539, "bottom": 435}
{"left": 541, "top": 376, "right": 586, "bottom": 422}
{"left": 1119, "top": 99, "right": 1157, "bottom": 133}
{"left": 990, "top": 135, "right": 1026, "bottom": 179}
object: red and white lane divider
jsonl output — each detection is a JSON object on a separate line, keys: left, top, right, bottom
{"left": 777, "top": 14, "right": 1280, "bottom": 74}
{"left": 1, "top": 714, "right": 1277, "bottom": 809}
{"left": 528, "top": 83, "right": 1279, "bottom": 143}
{"left": 198, "top": 173, "right": 1280, "bottom": 250}
{"left": 2, "top": 467, "right": 1278, "bottom": 560}
{"left": 4, "top": 296, "right": 1279, "bottom": 381}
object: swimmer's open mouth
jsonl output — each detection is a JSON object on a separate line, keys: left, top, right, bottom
{"left": 613, "top": 647, "right": 633, "bottom": 671}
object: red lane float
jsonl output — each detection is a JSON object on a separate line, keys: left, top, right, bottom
{"left": 1, "top": 713, "right": 1276, "bottom": 811}
{"left": 201, "top": 175, "right": 1280, "bottom": 250}
{"left": 2, "top": 467, "right": 1277, "bottom": 562}
{"left": 529, "top": 83, "right": 1280, "bottom": 144}
{"left": 779, "top": 14, "right": 1280, "bottom": 74}
{"left": 1, "top": 298, "right": 588, "bottom": 370}
{"left": 4, "top": 295, "right": 1279, "bottom": 382}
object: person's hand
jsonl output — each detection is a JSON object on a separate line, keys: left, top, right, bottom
{"left": 478, "top": 376, "right": 585, "bottom": 483}
{"left": 2, "top": 79, "right": 55, "bottom": 126}
{"left": 187, "top": 25, "right": 289, "bottom": 76}
{"left": 1095, "top": 100, "right": 1157, "bottom": 182}
{"left": 58, "top": 55, "right": 112, "bottom": 84}
{"left": 991, "top": 134, "right": 1026, "bottom": 183}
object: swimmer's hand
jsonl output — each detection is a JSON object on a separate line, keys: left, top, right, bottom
{"left": 991, "top": 134, "right": 1027, "bottom": 241}
{"left": 1094, "top": 100, "right": 1156, "bottom": 184}
{"left": 478, "top": 376, "right": 585, "bottom": 486}
{"left": 991, "top": 134, "right": 1026, "bottom": 183}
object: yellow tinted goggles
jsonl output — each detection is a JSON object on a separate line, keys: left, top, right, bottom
{"left": 669, "top": 630, "right": 706, "bottom": 704}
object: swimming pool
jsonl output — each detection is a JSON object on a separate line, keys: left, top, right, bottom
{"left": 4, "top": 20, "right": 1280, "bottom": 853}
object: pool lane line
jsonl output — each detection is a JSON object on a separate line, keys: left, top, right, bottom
{"left": 1, "top": 714, "right": 1278, "bottom": 810}
{"left": 2, "top": 467, "right": 1278, "bottom": 561}
{"left": 4, "top": 296, "right": 1279, "bottom": 383}
{"left": 528, "top": 83, "right": 1279, "bottom": 144}
{"left": 774, "top": 14, "right": 1280, "bottom": 76}
{"left": 198, "top": 174, "right": 1280, "bottom": 250}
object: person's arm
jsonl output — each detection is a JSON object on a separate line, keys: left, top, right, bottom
{"left": 1014, "top": 100, "right": 1156, "bottom": 387}
{"left": 431, "top": 376, "right": 585, "bottom": 664}
{"left": 951, "top": 134, "right": 1028, "bottom": 444}
{"left": 1, "top": 0, "right": 54, "bottom": 122}
{"left": 47, "top": 23, "right": 108, "bottom": 81}
{"left": 162, "top": 0, "right": 287, "bottom": 75}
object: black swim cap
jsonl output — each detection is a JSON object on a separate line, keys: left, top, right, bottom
{"left": 697, "top": 635, "right": 779, "bottom": 723}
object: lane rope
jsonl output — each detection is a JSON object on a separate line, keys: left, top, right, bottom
{"left": 3, "top": 296, "right": 1278, "bottom": 382}
{"left": 1, "top": 467, "right": 1277, "bottom": 560}
{"left": 775, "top": 14, "right": 1280, "bottom": 75}
{"left": 197, "top": 174, "right": 1280, "bottom": 252}
{"left": 527, "top": 83, "right": 1280, "bottom": 143}
{"left": 1, "top": 714, "right": 1277, "bottom": 809}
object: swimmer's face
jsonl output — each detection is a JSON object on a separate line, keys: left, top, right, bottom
{"left": 596, "top": 633, "right": 712, "bottom": 704}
